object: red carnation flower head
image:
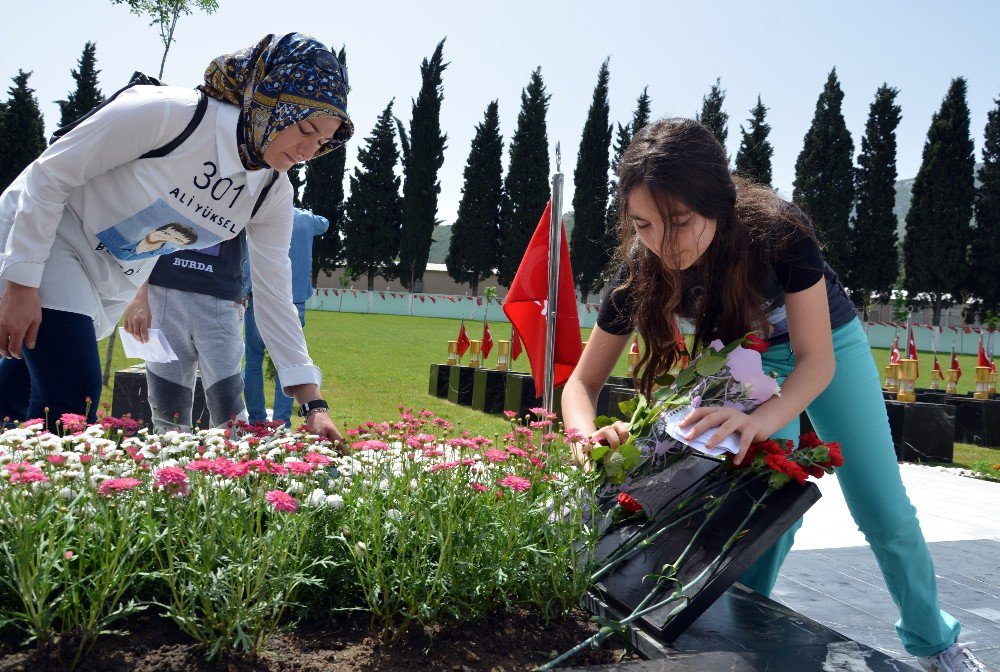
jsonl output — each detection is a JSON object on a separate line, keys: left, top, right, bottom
{"left": 799, "top": 431, "right": 823, "bottom": 449}
{"left": 743, "top": 333, "right": 769, "bottom": 353}
{"left": 764, "top": 453, "right": 808, "bottom": 486}
{"left": 820, "top": 442, "right": 844, "bottom": 468}
{"left": 617, "top": 492, "right": 643, "bottom": 515}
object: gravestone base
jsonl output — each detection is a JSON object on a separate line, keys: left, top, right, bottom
{"left": 427, "top": 363, "right": 450, "bottom": 398}
{"left": 471, "top": 368, "right": 508, "bottom": 414}
{"left": 501, "top": 373, "right": 564, "bottom": 419}
{"left": 945, "top": 397, "right": 1000, "bottom": 447}
{"left": 885, "top": 400, "right": 955, "bottom": 462}
{"left": 111, "top": 364, "right": 208, "bottom": 428}
{"left": 446, "top": 365, "right": 477, "bottom": 406}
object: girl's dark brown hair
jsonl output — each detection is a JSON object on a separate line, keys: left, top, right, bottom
{"left": 614, "top": 117, "right": 815, "bottom": 398}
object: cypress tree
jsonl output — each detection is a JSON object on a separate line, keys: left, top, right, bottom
{"left": 607, "top": 88, "right": 651, "bottom": 253}
{"left": 735, "top": 96, "right": 773, "bottom": 187}
{"left": 570, "top": 58, "right": 613, "bottom": 301}
{"left": 446, "top": 101, "right": 504, "bottom": 294}
{"left": 848, "top": 85, "right": 902, "bottom": 318}
{"left": 0, "top": 71, "right": 46, "bottom": 193}
{"left": 304, "top": 45, "right": 349, "bottom": 284}
{"left": 343, "top": 100, "right": 403, "bottom": 292}
{"left": 497, "top": 68, "right": 550, "bottom": 287}
{"left": 973, "top": 94, "right": 1000, "bottom": 317}
{"left": 793, "top": 68, "right": 855, "bottom": 275}
{"left": 56, "top": 42, "right": 104, "bottom": 128}
{"left": 696, "top": 78, "right": 728, "bottom": 153}
{"left": 396, "top": 39, "right": 448, "bottom": 292}
{"left": 904, "top": 78, "right": 976, "bottom": 325}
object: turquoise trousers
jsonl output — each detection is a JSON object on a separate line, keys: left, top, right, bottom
{"left": 738, "top": 318, "right": 960, "bottom": 657}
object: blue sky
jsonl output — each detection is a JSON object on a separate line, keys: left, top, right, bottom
{"left": 2, "top": 0, "right": 995, "bottom": 224}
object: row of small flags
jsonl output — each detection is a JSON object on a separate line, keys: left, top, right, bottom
{"left": 869, "top": 322, "right": 996, "bottom": 334}
{"left": 889, "top": 327, "right": 996, "bottom": 380}
{"left": 453, "top": 321, "right": 523, "bottom": 362}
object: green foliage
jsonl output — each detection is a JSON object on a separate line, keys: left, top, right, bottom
{"left": 607, "top": 87, "right": 651, "bottom": 267}
{"left": 793, "top": 69, "right": 855, "bottom": 275}
{"left": 849, "top": 85, "right": 902, "bottom": 317}
{"left": 735, "top": 96, "right": 773, "bottom": 187}
{"left": 304, "top": 46, "right": 349, "bottom": 284}
{"left": 447, "top": 101, "right": 504, "bottom": 294}
{"left": 397, "top": 39, "right": 448, "bottom": 291}
{"left": 0, "top": 71, "right": 46, "bottom": 193}
{"left": 56, "top": 42, "right": 104, "bottom": 129}
{"left": 570, "top": 58, "right": 613, "bottom": 301}
{"left": 498, "top": 68, "right": 550, "bottom": 287}
{"left": 696, "top": 78, "right": 729, "bottom": 154}
{"left": 111, "top": 0, "right": 219, "bottom": 79}
{"left": 972, "top": 95, "right": 1000, "bottom": 318}
{"left": 903, "top": 78, "right": 976, "bottom": 325}
{"left": 344, "top": 100, "right": 403, "bottom": 291}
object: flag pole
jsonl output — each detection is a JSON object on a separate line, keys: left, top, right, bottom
{"left": 543, "top": 143, "right": 564, "bottom": 413}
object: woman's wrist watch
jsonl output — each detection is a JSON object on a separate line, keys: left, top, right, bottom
{"left": 298, "top": 399, "right": 330, "bottom": 418}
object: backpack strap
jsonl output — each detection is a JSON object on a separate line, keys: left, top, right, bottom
{"left": 251, "top": 170, "right": 280, "bottom": 218}
{"left": 139, "top": 91, "right": 208, "bottom": 160}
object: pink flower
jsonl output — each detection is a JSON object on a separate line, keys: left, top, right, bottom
{"left": 484, "top": 448, "right": 509, "bottom": 463}
{"left": 287, "top": 461, "right": 315, "bottom": 475}
{"left": 429, "top": 460, "right": 461, "bottom": 472}
{"left": 46, "top": 454, "right": 66, "bottom": 466}
{"left": 5, "top": 462, "right": 48, "bottom": 485}
{"left": 59, "top": 413, "right": 89, "bottom": 434}
{"left": 97, "top": 477, "right": 142, "bottom": 497}
{"left": 505, "top": 446, "right": 528, "bottom": 458}
{"left": 265, "top": 490, "right": 298, "bottom": 513}
{"left": 154, "top": 466, "right": 189, "bottom": 495}
{"left": 79, "top": 454, "right": 93, "bottom": 465}
{"left": 498, "top": 475, "right": 532, "bottom": 493}
{"left": 470, "top": 482, "right": 489, "bottom": 492}
{"left": 503, "top": 410, "right": 518, "bottom": 419}
{"left": 64, "top": 550, "right": 76, "bottom": 561}
{"left": 185, "top": 460, "right": 216, "bottom": 473}
{"left": 304, "top": 452, "right": 331, "bottom": 466}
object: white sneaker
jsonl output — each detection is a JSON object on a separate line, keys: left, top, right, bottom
{"left": 918, "top": 642, "right": 994, "bottom": 672}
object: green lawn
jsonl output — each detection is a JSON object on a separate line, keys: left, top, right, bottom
{"left": 97, "top": 312, "right": 999, "bottom": 464}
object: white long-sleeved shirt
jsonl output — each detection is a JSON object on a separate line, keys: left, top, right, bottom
{"left": 0, "top": 85, "right": 320, "bottom": 389}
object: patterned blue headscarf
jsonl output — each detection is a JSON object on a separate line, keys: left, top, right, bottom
{"left": 200, "top": 33, "right": 354, "bottom": 169}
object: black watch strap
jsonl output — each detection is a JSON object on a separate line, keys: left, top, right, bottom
{"left": 298, "top": 399, "right": 329, "bottom": 417}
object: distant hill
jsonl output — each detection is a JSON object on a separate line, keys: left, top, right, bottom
{"left": 427, "top": 211, "right": 576, "bottom": 265}
{"left": 893, "top": 164, "right": 981, "bottom": 241}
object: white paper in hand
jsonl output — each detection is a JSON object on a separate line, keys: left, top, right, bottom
{"left": 118, "top": 327, "right": 178, "bottom": 363}
{"left": 661, "top": 404, "right": 741, "bottom": 457}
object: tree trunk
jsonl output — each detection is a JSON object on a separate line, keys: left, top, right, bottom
{"left": 101, "top": 331, "right": 117, "bottom": 386}
{"left": 471, "top": 277, "right": 479, "bottom": 295}
{"left": 931, "top": 295, "right": 942, "bottom": 327}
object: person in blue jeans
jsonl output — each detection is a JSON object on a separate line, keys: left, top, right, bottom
{"left": 243, "top": 207, "right": 329, "bottom": 426}
{"left": 562, "top": 118, "right": 992, "bottom": 672}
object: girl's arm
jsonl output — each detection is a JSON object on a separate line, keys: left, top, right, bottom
{"left": 680, "top": 277, "right": 835, "bottom": 462}
{"left": 562, "top": 325, "right": 631, "bottom": 463}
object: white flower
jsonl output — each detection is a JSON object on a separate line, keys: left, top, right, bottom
{"left": 58, "top": 487, "right": 75, "bottom": 500}
{"left": 326, "top": 494, "right": 345, "bottom": 509}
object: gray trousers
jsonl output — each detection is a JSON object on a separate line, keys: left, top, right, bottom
{"left": 146, "top": 285, "right": 247, "bottom": 433}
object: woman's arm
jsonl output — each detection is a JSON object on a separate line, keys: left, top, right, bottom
{"left": 679, "top": 277, "right": 835, "bottom": 462}
{"left": 562, "top": 325, "right": 631, "bottom": 463}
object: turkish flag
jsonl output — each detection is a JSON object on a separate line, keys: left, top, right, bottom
{"left": 630, "top": 336, "right": 640, "bottom": 355}
{"left": 951, "top": 346, "right": 962, "bottom": 380}
{"left": 890, "top": 335, "right": 901, "bottom": 364}
{"left": 511, "top": 327, "right": 522, "bottom": 361}
{"left": 482, "top": 322, "right": 493, "bottom": 359}
{"left": 933, "top": 355, "right": 944, "bottom": 380}
{"left": 502, "top": 201, "right": 583, "bottom": 392}
{"left": 978, "top": 341, "right": 991, "bottom": 368}
{"left": 907, "top": 328, "right": 919, "bottom": 378}
{"left": 456, "top": 323, "right": 470, "bottom": 358}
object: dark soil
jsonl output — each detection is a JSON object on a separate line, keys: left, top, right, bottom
{"left": 0, "top": 608, "right": 631, "bottom": 672}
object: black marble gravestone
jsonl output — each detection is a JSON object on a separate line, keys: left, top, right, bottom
{"left": 884, "top": 400, "right": 955, "bottom": 462}
{"left": 446, "top": 365, "right": 477, "bottom": 406}
{"left": 606, "top": 387, "right": 639, "bottom": 421}
{"left": 591, "top": 452, "right": 820, "bottom": 641}
{"left": 111, "top": 364, "right": 208, "bottom": 428}
{"left": 427, "top": 363, "right": 450, "bottom": 398}
{"left": 501, "top": 373, "right": 565, "bottom": 418}
{"left": 945, "top": 397, "right": 1000, "bottom": 447}
{"left": 471, "top": 368, "right": 508, "bottom": 414}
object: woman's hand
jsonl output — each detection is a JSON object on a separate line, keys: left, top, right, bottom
{"left": 570, "top": 421, "right": 631, "bottom": 469}
{"left": 304, "top": 411, "right": 345, "bottom": 446}
{"left": 0, "top": 282, "right": 42, "bottom": 359}
{"left": 123, "top": 293, "right": 152, "bottom": 343}
{"left": 678, "top": 406, "right": 769, "bottom": 465}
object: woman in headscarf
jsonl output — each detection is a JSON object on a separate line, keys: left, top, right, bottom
{"left": 0, "top": 33, "right": 351, "bottom": 441}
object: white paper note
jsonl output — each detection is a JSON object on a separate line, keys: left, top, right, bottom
{"left": 118, "top": 327, "right": 178, "bottom": 364}
{"left": 660, "top": 404, "right": 741, "bottom": 457}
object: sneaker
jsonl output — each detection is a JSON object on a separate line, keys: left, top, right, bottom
{"left": 918, "top": 642, "right": 994, "bottom": 672}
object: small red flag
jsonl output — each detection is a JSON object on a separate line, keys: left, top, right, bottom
{"left": 630, "top": 336, "right": 640, "bottom": 355}
{"left": 933, "top": 355, "right": 944, "bottom": 380}
{"left": 890, "top": 335, "right": 901, "bottom": 364}
{"left": 502, "top": 201, "right": 583, "bottom": 392}
{"left": 951, "top": 345, "right": 962, "bottom": 380}
{"left": 907, "top": 328, "right": 919, "bottom": 378}
{"left": 456, "top": 323, "right": 470, "bottom": 357}
{"left": 978, "top": 341, "right": 991, "bottom": 368}
{"left": 482, "top": 322, "right": 493, "bottom": 359}
{"left": 511, "top": 327, "right": 523, "bottom": 361}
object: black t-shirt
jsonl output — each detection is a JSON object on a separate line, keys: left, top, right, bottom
{"left": 148, "top": 231, "right": 245, "bottom": 303}
{"left": 597, "top": 223, "right": 857, "bottom": 344}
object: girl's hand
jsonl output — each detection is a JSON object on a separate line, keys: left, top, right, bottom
{"left": 591, "top": 420, "right": 631, "bottom": 451}
{"left": 123, "top": 294, "right": 152, "bottom": 343}
{"left": 679, "top": 406, "right": 768, "bottom": 465}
